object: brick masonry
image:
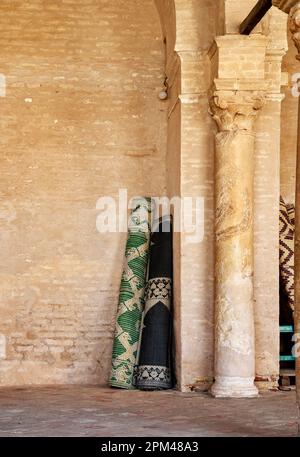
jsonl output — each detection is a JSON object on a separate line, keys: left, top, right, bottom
{"left": 0, "top": 0, "right": 167, "bottom": 385}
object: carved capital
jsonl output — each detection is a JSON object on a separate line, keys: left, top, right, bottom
{"left": 289, "top": 2, "right": 300, "bottom": 59}
{"left": 273, "top": 0, "right": 298, "bottom": 14}
{"left": 209, "top": 91, "right": 265, "bottom": 132}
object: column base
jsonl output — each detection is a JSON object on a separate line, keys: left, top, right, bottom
{"left": 211, "top": 376, "right": 259, "bottom": 398}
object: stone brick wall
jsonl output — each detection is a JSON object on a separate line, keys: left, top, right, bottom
{"left": 0, "top": 0, "right": 167, "bottom": 385}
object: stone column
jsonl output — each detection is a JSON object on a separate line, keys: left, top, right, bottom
{"left": 165, "top": 49, "right": 215, "bottom": 392}
{"left": 210, "top": 90, "right": 265, "bottom": 398}
{"left": 290, "top": 2, "right": 300, "bottom": 55}
{"left": 289, "top": 0, "right": 300, "bottom": 407}
{"left": 254, "top": 8, "right": 288, "bottom": 391}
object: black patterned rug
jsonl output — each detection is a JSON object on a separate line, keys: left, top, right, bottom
{"left": 135, "top": 215, "right": 174, "bottom": 390}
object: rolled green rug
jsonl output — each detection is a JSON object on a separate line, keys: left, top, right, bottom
{"left": 109, "top": 197, "right": 152, "bottom": 389}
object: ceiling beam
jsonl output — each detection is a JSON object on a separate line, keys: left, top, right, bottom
{"left": 239, "top": 0, "right": 273, "bottom": 35}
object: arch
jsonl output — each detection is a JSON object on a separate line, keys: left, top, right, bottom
{"left": 154, "top": 0, "right": 176, "bottom": 61}
{"left": 154, "top": 0, "right": 225, "bottom": 61}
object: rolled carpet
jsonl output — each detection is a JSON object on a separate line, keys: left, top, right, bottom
{"left": 109, "top": 197, "right": 152, "bottom": 389}
{"left": 136, "top": 215, "right": 173, "bottom": 390}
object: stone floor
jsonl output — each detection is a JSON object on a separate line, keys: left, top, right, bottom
{"left": 0, "top": 386, "right": 298, "bottom": 437}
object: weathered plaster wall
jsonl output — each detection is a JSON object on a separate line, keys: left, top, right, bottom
{"left": 0, "top": 0, "right": 167, "bottom": 385}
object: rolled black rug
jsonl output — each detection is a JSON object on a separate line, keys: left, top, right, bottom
{"left": 135, "top": 215, "right": 173, "bottom": 390}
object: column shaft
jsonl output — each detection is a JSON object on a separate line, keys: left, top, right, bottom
{"left": 289, "top": 1, "right": 300, "bottom": 407}
{"left": 212, "top": 129, "right": 257, "bottom": 397}
{"left": 210, "top": 92, "right": 264, "bottom": 397}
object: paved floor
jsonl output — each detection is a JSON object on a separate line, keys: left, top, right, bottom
{"left": 0, "top": 386, "right": 298, "bottom": 437}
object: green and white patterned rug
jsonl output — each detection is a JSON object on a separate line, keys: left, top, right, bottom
{"left": 109, "top": 197, "right": 152, "bottom": 389}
